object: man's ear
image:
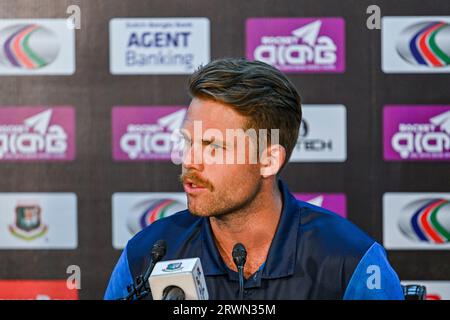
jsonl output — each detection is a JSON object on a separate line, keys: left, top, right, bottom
{"left": 259, "top": 144, "right": 286, "bottom": 178}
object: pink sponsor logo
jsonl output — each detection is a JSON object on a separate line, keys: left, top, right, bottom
{"left": 112, "top": 106, "right": 187, "bottom": 161}
{"left": 246, "top": 18, "right": 345, "bottom": 73}
{"left": 0, "top": 280, "right": 78, "bottom": 300}
{"left": 294, "top": 193, "right": 347, "bottom": 218}
{"left": 0, "top": 107, "right": 75, "bottom": 161}
{"left": 383, "top": 105, "right": 450, "bottom": 161}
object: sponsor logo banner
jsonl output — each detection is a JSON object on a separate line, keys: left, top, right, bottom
{"left": 383, "top": 105, "right": 450, "bottom": 161}
{"left": 0, "top": 19, "right": 75, "bottom": 75}
{"left": 112, "top": 193, "right": 186, "bottom": 249}
{"left": 294, "top": 193, "right": 347, "bottom": 218}
{"left": 0, "top": 193, "right": 77, "bottom": 249}
{"left": 0, "top": 280, "right": 78, "bottom": 300}
{"left": 0, "top": 107, "right": 75, "bottom": 161}
{"left": 383, "top": 193, "right": 450, "bottom": 249}
{"left": 382, "top": 17, "right": 450, "bottom": 73}
{"left": 290, "top": 105, "right": 347, "bottom": 162}
{"left": 112, "top": 106, "right": 186, "bottom": 161}
{"left": 113, "top": 105, "right": 346, "bottom": 163}
{"left": 246, "top": 17, "right": 345, "bottom": 73}
{"left": 110, "top": 18, "right": 210, "bottom": 74}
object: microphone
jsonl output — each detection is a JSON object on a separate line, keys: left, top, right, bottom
{"left": 162, "top": 286, "right": 185, "bottom": 300}
{"left": 143, "top": 239, "right": 167, "bottom": 281}
{"left": 232, "top": 243, "right": 247, "bottom": 300}
{"left": 124, "top": 239, "right": 167, "bottom": 300}
{"left": 149, "top": 257, "right": 209, "bottom": 300}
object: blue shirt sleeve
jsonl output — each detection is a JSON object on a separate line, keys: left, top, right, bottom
{"left": 104, "top": 245, "right": 134, "bottom": 300}
{"left": 343, "top": 242, "right": 404, "bottom": 300}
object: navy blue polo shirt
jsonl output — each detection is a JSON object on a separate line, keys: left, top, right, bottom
{"left": 104, "top": 180, "right": 404, "bottom": 300}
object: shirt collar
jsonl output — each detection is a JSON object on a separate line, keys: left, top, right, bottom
{"left": 200, "top": 179, "right": 300, "bottom": 279}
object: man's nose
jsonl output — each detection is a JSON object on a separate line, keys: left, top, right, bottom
{"left": 182, "top": 141, "right": 204, "bottom": 171}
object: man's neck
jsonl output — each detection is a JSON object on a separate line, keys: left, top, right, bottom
{"left": 210, "top": 179, "right": 283, "bottom": 278}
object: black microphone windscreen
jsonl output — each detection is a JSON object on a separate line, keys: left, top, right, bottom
{"left": 152, "top": 239, "right": 167, "bottom": 261}
{"left": 232, "top": 243, "right": 247, "bottom": 267}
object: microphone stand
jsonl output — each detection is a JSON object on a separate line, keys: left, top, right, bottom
{"left": 120, "top": 240, "right": 167, "bottom": 300}
{"left": 237, "top": 265, "right": 244, "bottom": 300}
{"left": 124, "top": 259, "right": 155, "bottom": 300}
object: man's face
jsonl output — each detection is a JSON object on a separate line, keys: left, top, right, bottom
{"left": 179, "top": 97, "right": 263, "bottom": 217}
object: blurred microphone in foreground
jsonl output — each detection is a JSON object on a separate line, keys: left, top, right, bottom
{"left": 149, "top": 258, "right": 208, "bottom": 300}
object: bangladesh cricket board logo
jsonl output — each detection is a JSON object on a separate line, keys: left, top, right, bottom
{"left": 162, "top": 262, "right": 183, "bottom": 272}
{"left": 0, "top": 24, "right": 60, "bottom": 69}
{"left": 9, "top": 203, "right": 48, "bottom": 240}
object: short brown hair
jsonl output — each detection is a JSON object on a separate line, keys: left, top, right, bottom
{"left": 188, "top": 58, "right": 302, "bottom": 171}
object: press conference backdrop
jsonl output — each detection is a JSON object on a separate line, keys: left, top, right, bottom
{"left": 0, "top": 0, "right": 449, "bottom": 300}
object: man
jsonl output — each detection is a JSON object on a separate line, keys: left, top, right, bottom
{"left": 104, "top": 58, "right": 404, "bottom": 300}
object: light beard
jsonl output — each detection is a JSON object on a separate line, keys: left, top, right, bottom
{"left": 187, "top": 180, "right": 263, "bottom": 222}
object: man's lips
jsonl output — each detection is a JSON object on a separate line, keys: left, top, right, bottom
{"left": 183, "top": 178, "right": 208, "bottom": 194}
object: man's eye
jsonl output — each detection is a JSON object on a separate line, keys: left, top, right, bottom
{"left": 202, "top": 140, "right": 224, "bottom": 149}
{"left": 211, "top": 143, "right": 223, "bottom": 149}
{"left": 208, "top": 141, "right": 225, "bottom": 149}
